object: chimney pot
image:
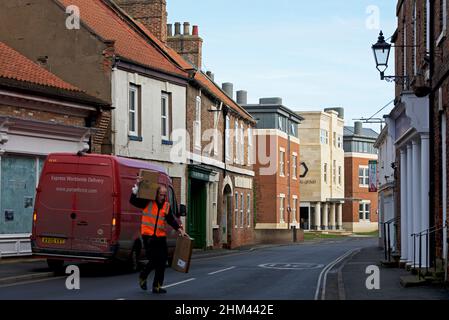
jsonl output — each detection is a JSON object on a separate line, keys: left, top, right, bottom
{"left": 183, "top": 22, "right": 190, "bottom": 36}
{"left": 354, "top": 121, "right": 363, "bottom": 135}
{"left": 222, "top": 83, "right": 234, "bottom": 99}
{"left": 237, "top": 90, "right": 248, "bottom": 105}
{"left": 192, "top": 25, "right": 199, "bottom": 36}
{"left": 167, "top": 24, "right": 173, "bottom": 37}
{"left": 174, "top": 22, "right": 181, "bottom": 36}
{"left": 206, "top": 71, "right": 215, "bottom": 82}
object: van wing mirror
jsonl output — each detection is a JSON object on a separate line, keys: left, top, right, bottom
{"left": 178, "top": 204, "right": 187, "bottom": 217}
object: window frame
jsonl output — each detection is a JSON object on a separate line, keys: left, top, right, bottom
{"left": 247, "top": 127, "right": 253, "bottom": 166}
{"left": 359, "top": 202, "right": 371, "bottom": 221}
{"left": 247, "top": 194, "right": 251, "bottom": 228}
{"left": 292, "top": 154, "right": 297, "bottom": 179}
{"left": 359, "top": 166, "right": 369, "bottom": 187}
{"left": 161, "top": 92, "right": 170, "bottom": 141}
{"left": 279, "top": 150, "right": 285, "bottom": 177}
{"left": 194, "top": 96, "right": 202, "bottom": 149}
{"left": 234, "top": 192, "right": 239, "bottom": 228}
{"left": 225, "top": 116, "right": 231, "bottom": 161}
{"left": 240, "top": 193, "right": 244, "bottom": 228}
{"left": 324, "top": 163, "right": 328, "bottom": 183}
{"left": 280, "top": 195, "right": 285, "bottom": 223}
{"left": 128, "top": 84, "right": 139, "bottom": 137}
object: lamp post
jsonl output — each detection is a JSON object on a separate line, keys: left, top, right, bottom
{"left": 372, "top": 31, "right": 410, "bottom": 86}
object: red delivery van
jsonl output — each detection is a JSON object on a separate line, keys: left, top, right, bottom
{"left": 31, "top": 153, "right": 186, "bottom": 271}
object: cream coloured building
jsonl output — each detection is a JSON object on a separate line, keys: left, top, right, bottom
{"left": 297, "top": 108, "right": 345, "bottom": 230}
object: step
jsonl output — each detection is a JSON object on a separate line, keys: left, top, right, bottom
{"left": 380, "top": 260, "right": 398, "bottom": 268}
{"left": 400, "top": 275, "right": 428, "bottom": 288}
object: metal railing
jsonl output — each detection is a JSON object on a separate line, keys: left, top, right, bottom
{"left": 381, "top": 216, "right": 400, "bottom": 262}
{"left": 412, "top": 221, "right": 448, "bottom": 280}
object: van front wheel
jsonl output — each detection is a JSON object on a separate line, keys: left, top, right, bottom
{"left": 47, "top": 259, "right": 64, "bottom": 274}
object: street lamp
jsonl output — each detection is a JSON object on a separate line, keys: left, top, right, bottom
{"left": 372, "top": 31, "right": 391, "bottom": 79}
{"left": 372, "top": 30, "right": 410, "bottom": 86}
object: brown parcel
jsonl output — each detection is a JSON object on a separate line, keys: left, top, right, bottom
{"left": 171, "top": 236, "right": 194, "bottom": 273}
{"left": 137, "top": 170, "right": 160, "bottom": 200}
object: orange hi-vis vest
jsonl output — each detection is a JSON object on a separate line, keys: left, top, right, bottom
{"left": 141, "top": 201, "right": 170, "bottom": 237}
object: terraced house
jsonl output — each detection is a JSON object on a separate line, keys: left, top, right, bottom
{"left": 0, "top": 0, "right": 258, "bottom": 250}
{"left": 0, "top": 41, "right": 108, "bottom": 256}
{"left": 114, "top": 0, "right": 257, "bottom": 249}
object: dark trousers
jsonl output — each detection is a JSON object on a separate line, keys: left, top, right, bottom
{"left": 140, "top": 235, "right": 168, "bottom": 288}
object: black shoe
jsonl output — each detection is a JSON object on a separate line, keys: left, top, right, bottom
{"left": 152, "top": 287, "right": 167, "bottom": 294}
{"left": 139, "top": 277, "right": 148, "bottom": 291}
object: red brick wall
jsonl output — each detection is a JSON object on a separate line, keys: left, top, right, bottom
{"left": 343, "top": 156, "right": 378, "bottom": 224}
{"left": 0, "top": 104, "right": 86, "bottom": 127}
{"left": 115, "top": 0, "right": 168, "bottom": 43}
{"left": 168, "top": 35, "right": 203, "bottom": 69}
{"left": 254, "top": 133, "right": 300, "bottom": 226}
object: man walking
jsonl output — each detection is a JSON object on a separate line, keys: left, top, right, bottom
{"left": 130, "top": 182, "right": 187, "bottom": 294}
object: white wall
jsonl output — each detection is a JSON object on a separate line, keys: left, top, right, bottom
{"left": 112, "top": 69, "right": 187, "bottom": 203}
{"left": 377, "top": 128, "right": 395, "bottom": 187}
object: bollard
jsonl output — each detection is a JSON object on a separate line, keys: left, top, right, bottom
{"left": 292, "top": 226, "right": 297, "bottom": 243}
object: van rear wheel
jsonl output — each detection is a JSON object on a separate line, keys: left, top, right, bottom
{"left": 47, "top": 259, "right": 64, "bottom": 274}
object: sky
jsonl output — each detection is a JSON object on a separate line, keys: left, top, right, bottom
{"left": 167, "top": 0, "right": 398, "bottom": 133}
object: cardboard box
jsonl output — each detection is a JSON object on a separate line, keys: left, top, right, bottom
{"left": 137, "top": 170, "right": 161, "bottom": 200}
{"left": 171, "top": 236, "right": 194, "bottom": 273}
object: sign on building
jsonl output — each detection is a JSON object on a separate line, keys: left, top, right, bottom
{"left": 368, "top": 160, "right": 378, "bottom": 193}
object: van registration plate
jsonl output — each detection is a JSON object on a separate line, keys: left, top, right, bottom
{"left": 41, "top": 237, "right": 66, "bottom": 245}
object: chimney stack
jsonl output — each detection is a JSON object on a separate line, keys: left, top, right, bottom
{"left": 167, "top": 21, "right": 203, "bottom": 69}
{"left": 354, "top": 122, "right": 363, "bottom": 135}
{"left": 206, "top": 71, "right": 215, "bottom": 82}
{"left": 259, "top": 97, "right": 283, "bottom": 105}
{"left": 115, "top": 0, "right": 168, "bottom": 43}
{"left": 236, "top": 90, "right": 248, "bottom": 105}
{"left": 222, "top": 83, "right": 234, "bottom": 99}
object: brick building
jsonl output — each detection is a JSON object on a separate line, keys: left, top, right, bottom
{"left": 343, "top": 122, "right": 379, "bottom": 233}
{"left": 240, "top": 97, "right": 303, "bottom": 230}
{"left": 375, "top": 0, "right": 432, "bottom": 269}
{"left": 114, "top": 0, "right": 257, "bottom": 249}
{"left": 430, "top": 0, "right": 449, "bottom": 277}
{"left": 0, "top": 41, "right": 108, "bottom": 256}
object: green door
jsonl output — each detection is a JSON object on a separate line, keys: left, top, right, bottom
{"left": 0, "top": 156, "right": 37, "bottom": 235}
{"left": 188, "top": 179, "right": 206, "bottom": 249}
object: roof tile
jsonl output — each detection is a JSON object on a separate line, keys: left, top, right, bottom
{"left": 0, "top": 41, "right": 81, "bottom": 92}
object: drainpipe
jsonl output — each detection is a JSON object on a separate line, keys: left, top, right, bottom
{"left": 428, "top": 0, "right": 438, "bottom": 278}
{"left": 287, "top": 117, "right": 292, "bottom": 230}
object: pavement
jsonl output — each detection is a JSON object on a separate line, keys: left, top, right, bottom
{"left": 324, "top": 244, "right": 449, "bottom": 300}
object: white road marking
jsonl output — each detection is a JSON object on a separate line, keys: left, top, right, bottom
{"left": 0, "top": 276, "right": 65, "bottom": 289}
{"left": 208, "top": 266, "right": 236, "bottom": 275}
{"left": 162, "top": 278, "right": 196, "bottom": 289}
{"left": 314, "top": 248, "right": 360, "bottom": 301}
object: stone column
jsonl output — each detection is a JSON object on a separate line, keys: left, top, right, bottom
{"left": 420, "top": 134, "right": 430, "bottom": 267}
{"left": 315, "top": 203, "right": 322, "bottom": 231}
{"left": 330, "top": 203, "right": 336, "bottom": 230}
{"left": 322, "top": 203, "right": 329, "bottom": 230}
{"left": 412, "top": 140, "right": 421, "bottom": 268}
{"left": 406, "top": 144, "right": 414, "bottom": 265}
{"left": 337, "top": 204, "right": 343, "bottom": 230}
{"left": 400, "top": 148, "right": 408, "bottom": 263}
